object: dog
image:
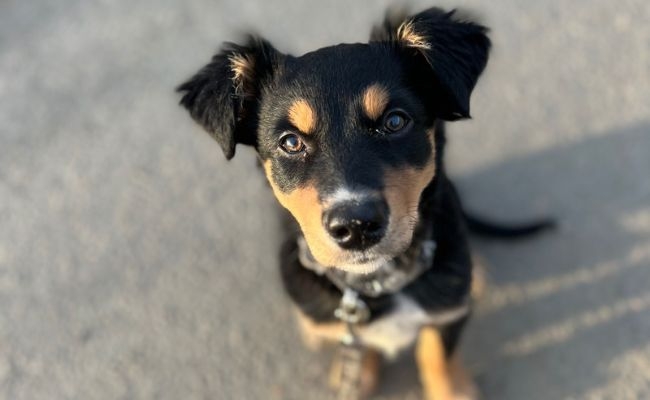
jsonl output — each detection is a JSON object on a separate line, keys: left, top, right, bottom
{"left": 177, "top": 6, "right": 552, "bottom": 400}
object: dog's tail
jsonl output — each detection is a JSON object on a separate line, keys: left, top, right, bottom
{"left": 463, "top": 211, "right": 556, "bottom": 239}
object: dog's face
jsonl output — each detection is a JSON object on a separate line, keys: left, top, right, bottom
{"left": 178, "top": 8, "right": 490, "bottom": 272}
{"left": 257, "top": 45, "right": 438, "bottom": 272}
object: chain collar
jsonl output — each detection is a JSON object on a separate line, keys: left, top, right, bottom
{"left": 297, "top": 228, "right": 436, "bottom": 298}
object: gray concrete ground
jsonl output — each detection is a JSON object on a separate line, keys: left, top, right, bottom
{"left": 1, "top": 0, "right": 649, "bottom": 399}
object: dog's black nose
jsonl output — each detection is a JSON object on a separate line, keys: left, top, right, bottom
{"left": 323, "top": 200, "right": 388, "bottom": 250}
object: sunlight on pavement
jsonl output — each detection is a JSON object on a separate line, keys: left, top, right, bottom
{"left": 503, "top": 291, "right": 650, "bottom": 357}
{"left": 570, "top": 341, "right": 650, "bottom": 400}
{"left": 482, "top": 244, "right": 650, "bottom": 313}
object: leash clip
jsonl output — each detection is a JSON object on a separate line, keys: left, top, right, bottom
{"left": 334, "top": 288, "right": 369, "bottom": 346}
{"left": 334, "top": 288, "right": 369, "bottom": 325}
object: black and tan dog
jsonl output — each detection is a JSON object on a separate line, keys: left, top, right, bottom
{"left": 178, "top": 7, "right": 551, "bottom": 400}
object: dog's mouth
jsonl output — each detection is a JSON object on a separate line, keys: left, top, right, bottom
{"left": 297, "top": 233, "right": 414, "bottom": 275}
{"left": 336, "top": 255, "right": 392, "bottom": 274}
{"left": 355, "top": 254, "right": 378, "bottom": 264}
{"left": 298, "top": 236, "right": 391, "bottom": 275}
{"left": 332, "top": 257, "right": 391, "bottom": 275}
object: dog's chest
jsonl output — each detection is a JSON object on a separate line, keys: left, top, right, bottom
{"left": 356, "top": 294, "right": 468, "bottom": 359}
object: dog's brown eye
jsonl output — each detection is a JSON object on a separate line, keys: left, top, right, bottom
{"left": 383, "top": 111, "right": 410, "bottom": 133}
{"left": 279, "top": 133, "right": 305, "bottom": 154}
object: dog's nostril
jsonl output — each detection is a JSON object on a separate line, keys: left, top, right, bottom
{"left": 332, "top": 226, "right": 352, "bottom": 240}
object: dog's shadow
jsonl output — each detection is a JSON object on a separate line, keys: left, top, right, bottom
{"left": 373, "top": 121, "right": 650, "bottom": 399}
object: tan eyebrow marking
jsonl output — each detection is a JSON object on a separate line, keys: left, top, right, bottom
{"left": 362, "top": 84, "right": 390, "bottom": 120}
{"left": 397, "top": 20, "right": 431, "bottom": 50}
{"left": 287, "top": 99, "right": 317, "bottom": 134}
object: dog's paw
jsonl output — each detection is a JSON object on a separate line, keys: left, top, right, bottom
{"left": 328, "top": 355, "right": 343, "bottom": 390}
{"left": 424, "top": 363, "right": 478, "bottom": 400}
{"left": 359, "top": 350, "right": 381, "bottom": 397}
{"left": 329, "top": 349, "right": 382, "bottom": 399}
{"left": 423, "top": 392, "right": 478, "bottom": 400}
{"left": 449, "top": 357, "right": 479, "bottom": 400}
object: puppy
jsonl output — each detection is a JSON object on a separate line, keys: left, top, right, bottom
{"left": 178, "top": 6, "right": 549, "bottom": 400}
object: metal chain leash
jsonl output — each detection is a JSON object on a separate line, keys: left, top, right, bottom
{"left": 333, "top": 289, "right": 370, "bottom": 400}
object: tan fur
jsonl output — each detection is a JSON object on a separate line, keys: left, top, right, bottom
{"left": 263, "top": 161, "right": 341, "bottom": 266}
{"left": 397, "top": 20, "right": 431, "bottom": 50}
{"left": 383, "top": 131, "right": 436, "bottom": 246}
{"left": 417, "top": 327, "right": 454, "bottom": 400}
{"left": 288, "top": 99, "right": 317, "bottom": 134}
{"left": 361, "top": 84, "right": 390, "bottom": 120}
{"left": 228, "top": 53, "right": 255, "bottom": 94}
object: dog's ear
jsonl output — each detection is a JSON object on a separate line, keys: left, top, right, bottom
{"left": 371, "top": 8, "right": 490, "bottom": 120}
{"left": 177, "top": 36, "right": 282, "bottom": 159}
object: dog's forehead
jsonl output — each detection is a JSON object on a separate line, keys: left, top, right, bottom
{"left": 280, "top": 43, "right": 403, "bottom": 96}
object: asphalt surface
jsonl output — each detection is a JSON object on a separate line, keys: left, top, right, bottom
{"left": 1, "top": 1, "right": 649, "bottom": 399}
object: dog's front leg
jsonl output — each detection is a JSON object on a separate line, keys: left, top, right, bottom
{"left": 416, "top": 326, "right": 454, "bottom": 400}
{"left": 416, "top": 326, "right": 477, "bottom": 400}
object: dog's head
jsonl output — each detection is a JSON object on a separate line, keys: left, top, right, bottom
{"left": 178, "top": 8, "right": 490, "bottom": 273}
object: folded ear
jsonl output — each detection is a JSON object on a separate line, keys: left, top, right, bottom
{"left": 371, "top": 8, "right": 490, "bottom": 120}
{"left": 177, "top": 36, "right": 282, "bottom": 159}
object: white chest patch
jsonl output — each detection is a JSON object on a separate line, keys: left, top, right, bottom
{"left": 356, "top": 295, "right": 469, "bottom": 359}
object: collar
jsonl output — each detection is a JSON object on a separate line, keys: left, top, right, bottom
{"left": 297, "top": 227, "right": 436, "bottom": 298}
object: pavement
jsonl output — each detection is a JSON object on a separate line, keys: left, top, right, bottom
{"left": 1, "top": 0, "right": 649, "bottom": 399}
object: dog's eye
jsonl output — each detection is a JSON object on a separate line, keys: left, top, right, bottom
{"left": 383, "top": 111, "right": 411, "bottom": 133}
{"left": 279, "top": 133, "right": 305, "bottom": 154}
